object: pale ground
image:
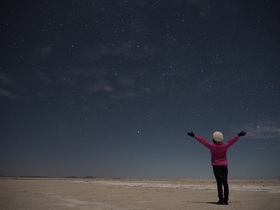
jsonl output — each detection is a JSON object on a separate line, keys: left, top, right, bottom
{"left": 0, "top": 178, "right": 280, "bottom": 210}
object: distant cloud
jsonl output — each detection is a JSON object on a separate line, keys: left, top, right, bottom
{"left": 115, "top": 0, "right": 147, "bottom": 8}
{"left": 0, "top": 72, "right": 13, "bottom": 85}
{"left": 40, "top": 46, "right": 52, "bottom": 59}
{"left": 82, "top": 39, "right": 153, "bottom": 62}
{"left": 87, "top": 79, "right": 114, "bottom": 93}
{"left": 187, "top": 0, "right": 211, "bottom": 19}
{"left": 35, "top": 46, "right": 52, "bottom": 59}
{"left": 252, "top": 147, "right": 266, "bottom": 150}
{"left": 235, "top": 120, "right": 280, "bottom": 140}
{"left": 36, "top": 71, "right": 53, "bottom": 86}
{"left": 0, "top": 88, "right": 17, "bottom": 99}
{"left": 0, "top": 71, "right": 18, "bottom": 99}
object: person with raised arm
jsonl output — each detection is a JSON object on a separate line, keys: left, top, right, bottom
{"left": 187, "top": 130, "right": 246, "bottom": 205}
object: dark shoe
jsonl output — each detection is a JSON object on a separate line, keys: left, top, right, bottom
{"left": 223, "top": 198, "right": 228, "bottom": 205}
{"left": 216, "top": 200, "right": 223, "bottom": 205}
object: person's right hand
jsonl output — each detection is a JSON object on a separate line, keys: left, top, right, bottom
{"left": 187, "top": 131, "right": 195, "bottom": 137}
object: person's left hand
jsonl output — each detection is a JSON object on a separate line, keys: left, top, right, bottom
{"left": 187, "top": 131, "right": 195, "bottom": 137}
{"left": 238, "top": 131, "right": 246, "bottom": 137}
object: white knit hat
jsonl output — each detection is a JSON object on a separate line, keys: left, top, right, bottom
{"left": 213, "top": 131, "right": 223, "bottom": 142}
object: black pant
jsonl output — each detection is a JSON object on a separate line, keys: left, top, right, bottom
{"left": 213, "top": 166, "right": 229, "bottom": 201}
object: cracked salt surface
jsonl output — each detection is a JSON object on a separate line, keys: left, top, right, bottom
{"left": 47, "top": 194, "right": 115, "bottom": 209}
{"left": 73, "top": 180, "right": 280, "bottom": 193}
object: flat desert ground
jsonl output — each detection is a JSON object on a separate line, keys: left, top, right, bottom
{"left": 1, "top": 178, "right": 280, "bottom": 210}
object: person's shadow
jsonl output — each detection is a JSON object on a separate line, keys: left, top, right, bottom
{"left": 206, "top": 202, "right": 221, "bottom": 205}
{"left": 183, "top": 201, "right": 228, "bottom": 205}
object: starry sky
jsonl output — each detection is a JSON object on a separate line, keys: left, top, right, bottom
{"left": 1, "top": 0, "right": 280, "bottom": 179}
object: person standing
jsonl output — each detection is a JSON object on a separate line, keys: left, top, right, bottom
{"left": 187, "top": 130, "right": 246, "bottom": 205}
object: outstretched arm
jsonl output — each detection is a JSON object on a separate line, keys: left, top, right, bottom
{"left": 225, "top": 131, "right": 246, "bottom": 147}
{"left": 187, "top": 131, "right": 212, "bottom": 149}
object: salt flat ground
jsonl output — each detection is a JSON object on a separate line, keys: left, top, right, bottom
{"left": 0, "top": 178, "right": 279, "bottom": 210}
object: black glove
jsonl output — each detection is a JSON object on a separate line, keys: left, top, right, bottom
{"left": 187, "top": 131, "right": 195, "bottom": 137}
{"left": 238, "top": 131, "right": 246, "bottom": 137}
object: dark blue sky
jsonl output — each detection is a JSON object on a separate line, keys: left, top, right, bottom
{"left": 1, "top": 0, "right": 280, "bottom": 179}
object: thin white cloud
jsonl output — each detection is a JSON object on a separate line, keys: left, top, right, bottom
{"left": 0, "top": 72, "right": 13, "bottom": 85}
{"left": 82, "top": 38, "right": 155, "bottom": 63}
{"left": 0, "top": 71, "right": 18, "bottom": 99}
{"left": 187, "top": 0, "right": 211, "bottom": 19}
{"left": 40, "top": 46, "right": 52, "bottom": 59}
{"left": 36, "top": 71, "right": 53, "bottom": 86}
{"left": 0, "top": 88, "right": 17, "bottom": 99}
{"left": 235, "top": 120, "right": 280, "bottom": 140}
{"left": 87, "top": 79, "right": 114, "bottom": 93}
{"left": 252, "top": 147, "right": 266, "bottom": 150}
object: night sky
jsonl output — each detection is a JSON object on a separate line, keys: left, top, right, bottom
{"left": 1, "top": 0, "right": 280, "bottom": 179}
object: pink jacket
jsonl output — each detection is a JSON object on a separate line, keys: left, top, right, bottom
{"left": 194, "top": 135, "right": 240, "bottom": 166}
